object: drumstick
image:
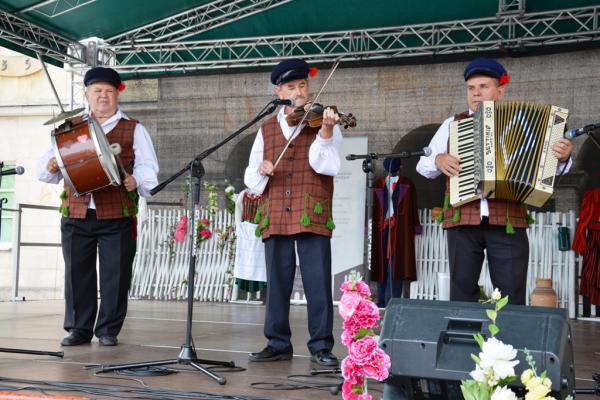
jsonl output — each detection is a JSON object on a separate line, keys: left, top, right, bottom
{"left": 109, "top": 143, "right": 129, "bottom": 180}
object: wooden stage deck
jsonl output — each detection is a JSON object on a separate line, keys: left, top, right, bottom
{"left": 0, "top": 300, "right": 597, "bottom": 399}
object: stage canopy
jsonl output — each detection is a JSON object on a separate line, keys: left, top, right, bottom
{"left": 1, "top": 0, "right": 600, "bottom": 77}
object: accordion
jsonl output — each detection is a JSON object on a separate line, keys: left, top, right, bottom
{"left": 449, "top": 101, "right": 568, "bottom": 208}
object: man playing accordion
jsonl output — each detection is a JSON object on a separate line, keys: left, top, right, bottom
{"left": 416, "top": 58, "right": 573, "bottom": 305}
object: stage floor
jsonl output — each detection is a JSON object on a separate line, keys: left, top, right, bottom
{"left": 0, "top": 300, "right": 597, "bottom": 399}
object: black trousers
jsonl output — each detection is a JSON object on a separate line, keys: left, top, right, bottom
{"left": 447, "top": 219, "right": 529, "bottom": 305}
{"left": 263, "top": 233, "right": 334, "bottom": 354}
{"left": 61, "top": 210, "right": 135, "bottom": 339}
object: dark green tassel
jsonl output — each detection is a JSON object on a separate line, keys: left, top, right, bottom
{"left": 505, "top": 220, "right": 515, "bottom": 234}
{"left": 435, "top": 211, "right": 444, "bottom": 224}
{"left": 134, "top": 205, "right": 139, "bottom": 215}
{"left": 60, "top": 206, "right": 69, "bottom": 217}
{"left": 123, "top": 207, "right": 130, "bottom": 217}
{"left": 443, "top": 193, "right": 451, "bottom": 211}
{"left": 253, "top": 209, "right": 262, "bottom": 224}
{"left": 59, "top": 190, "right": 67, "bottom": 200}
{"left": 262, "top": 214, "right": 270, "bottom": 229}
{"left": 255, "top": 225, "right": 262, "bottom": 237}
{"left": 127, "top": 191, "right": 139, "bottom": 200}
{"left": 326, "top": 216, "right": 336, "bottom": 230}
{"left": 300, "top": 211, "right": 311, "bottom": 227}
{"left": 314, "top": 202, "right": 323, "bottom": 215}
{"left": 526, "top": 213, "right": 535, "bottom": 225}
{"left": 452, "top": 207, "right": 461, "bottom": 222}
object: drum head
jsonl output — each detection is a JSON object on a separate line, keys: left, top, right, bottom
{"left": 88, "top": 117, "right": 122, "bottom": 187}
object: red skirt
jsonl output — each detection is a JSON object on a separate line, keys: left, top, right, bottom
{"left": 580, "top": 222, "right": 600, "bottom": 306}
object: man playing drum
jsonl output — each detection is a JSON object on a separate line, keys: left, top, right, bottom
{"left": 37, "top": 67, "right": 159, "bottom": 346}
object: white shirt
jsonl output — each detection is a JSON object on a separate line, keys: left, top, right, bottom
{"left": 244, "top": 106, "right": 343, "bottom": 195}
{"left": 416, "top": 110, "right": 572, "bottom": 218}
{"left": 37, "top": 109, "right": 159, "bottom": 208}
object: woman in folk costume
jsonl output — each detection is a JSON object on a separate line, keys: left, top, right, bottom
{"left": 370, "top": 157, "right": 421, "bottom": 307}
{"left": 573, "top": 189, "right": 600, "bottom": 307}
{"left": 233, "top": 190, "right": 267, "bottom": 293}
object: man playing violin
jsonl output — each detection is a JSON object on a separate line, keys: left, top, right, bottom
{"left": 37, "top": 67, "right": 159, "bottom": 346}
{"left": 244, "top": 58, "right": 343, "bottom": 366}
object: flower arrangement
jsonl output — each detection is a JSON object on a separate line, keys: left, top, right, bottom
{"left": 195, "top": 217, "right": 212, "bottom": 248}
{"left": 461, "top": 289, "right": 573, "bottom": 400}
{"left": 339, "top": 271, "right": 391, "bottom": 400}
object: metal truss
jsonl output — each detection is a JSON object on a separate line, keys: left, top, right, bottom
{"left": 106, "top": 5, "right": 600, "bottom": 74}
{"left": 108, "top": 0, "right": 294, "bottom": 45}
{"left": 16, "top": 0, "right": 96, "bottom": 18}
{"left": 498, "top": 0, "right": 526, "bottom": 15}
{"left": 0, "top": 8, "right": 85, "bottom": 63}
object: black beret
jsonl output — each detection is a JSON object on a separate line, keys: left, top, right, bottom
{"left": 84, "top": 67, "right": 122, "bottom": 88}
{"left": 270, "top": 58, "right": 311, "bottom": 85}
{"left": 383, "top": 157, "right": 402, "bottom": 174}
{"left": 463, "top": 58, "right": 510, "bottom": 85}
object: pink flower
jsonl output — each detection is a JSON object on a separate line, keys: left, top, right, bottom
{"left": 357, "top": 393, "right": 372, "bottom": 400}
{"left": 341, "top": 329, "right": 355, "bottom": 347}
{"left": 200, "top": 228, "right": 212, "bottom": 240}
{"left": 339, "top": 292, "right": 363, "bottom": 319}
{"left": 199, "top": 218, "right": 210, "bottom": 227}
{"left": 346, "top": 299, "right": 380, "bottom": 330}
{"left": 340, "top": 278, "right": 371, "bottom": 298}
{"left": 361, "top": 348, "right": 391, "bottom": 381}
{"left": 341, "top": 357, "right": 361, "bottom": 384}
{"left": 174, "top": 215, "right": 188, "bottom": 243}
{"left": 342, "top": 380, "right": 364, "bottom": 399}
{"left": 349, "top": 336, "right": 379, "bottom": 366}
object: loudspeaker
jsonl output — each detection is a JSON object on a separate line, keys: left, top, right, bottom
{"left": 379, "top": 299, "right": 575, "bottom": 399}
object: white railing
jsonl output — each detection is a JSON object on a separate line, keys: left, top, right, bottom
{"left": 411, "top": 209, "right": 577, "bottom": 318}
{"left": 130, "top": 208, "right": 234, "bottom": 302}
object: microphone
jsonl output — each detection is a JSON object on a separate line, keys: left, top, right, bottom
{"left": 272, "top": 99, "right": 293, "bottom": 106}
{"left": 0, "top": 166, "right": 25, "bottom": 176}
{"left": 564, "top": 124, "right": 600, "bottom": 139}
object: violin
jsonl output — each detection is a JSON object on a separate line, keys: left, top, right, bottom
{"left": 285, "top": 102, "right": 357, "bottom": 129}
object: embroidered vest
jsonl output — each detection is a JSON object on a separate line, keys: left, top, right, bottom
{"left": 60, "top": 117, "right": 138, "bottom": 220}
{"left": 441, "top": 111, "right": 529, "bottom": 230}
{"left": 257, "top": 116, "right": 335, "bottom": 239}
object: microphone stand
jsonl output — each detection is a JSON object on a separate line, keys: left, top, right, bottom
{"left": 94, "top": 100, "right": 280, "bottom": 384}
{"left": 0, "top": 162, "right": 64, "bottom": 358}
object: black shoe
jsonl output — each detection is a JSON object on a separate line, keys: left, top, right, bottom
{"left": 60, "top": 331, "right": 91, "bottom": 346}
{"left": 248, "top": 345, "right": 293, "bottom": 362}
{"left": 311, "top": 350, "right": 339, "bottom": 367}
{"left": 98, "top": 336, "right": 118, "bottom": 346}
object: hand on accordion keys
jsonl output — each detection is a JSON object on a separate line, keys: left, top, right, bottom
{"left": 435, "top": 153, "right": 462, "bottom": 177}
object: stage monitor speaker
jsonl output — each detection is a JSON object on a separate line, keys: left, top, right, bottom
{"left": 379, "top": 298, "right": 575, "bottom": 400}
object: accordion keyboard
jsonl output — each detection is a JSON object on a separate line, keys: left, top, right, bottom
{"left": 449, "top": 117, "right": 480, "bottom": 207}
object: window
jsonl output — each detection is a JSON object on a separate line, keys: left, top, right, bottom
{"left": 0, "top": 163, "right": 16, "bottom": 244}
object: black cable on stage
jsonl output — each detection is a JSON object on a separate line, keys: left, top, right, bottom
{"left": 249, "top": 373, "right": 384, "bottom": 395}
{"left": 0, "top": 375, "right": 284, "bottom": 400}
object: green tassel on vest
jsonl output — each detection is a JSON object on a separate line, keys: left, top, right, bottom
{"left": 300, "top": 211, "right": 311, "bottom": 227}
{"left": 123, "top": 207, "right": 130, "bottom": 217}
{"left": 452, "top": 207, "right": 461, "bottom": 223}
{"left": 255, "top": 225, "right": 262, "bottom": 237}
{"left": 60, "top": 205, "right": 69, "bottom": 217}
{"left": 505, "top": 205, "right": 515, "bottom": 234}
{"left": 326, "top": 216, "right": 336, "bottom": 231}
{"left": 262, "top": 214, "right": 270, "bottom": 229}
{"left": 435, "top": 211, "right": 444, "bottom": 224}
{"left": 443, "top": 193, "right": 451, "bottom": 211}
{"left": 314, "top": 202, "right": 323, "bottom": 215}
{"left": 526, "top": 213, "right": 535, "bottom": 225}
{"left": 59, "top": 190, "right": 67, "bottom": 200}
{"left": 253, "top": 209, "right": 262, "bottom": 224}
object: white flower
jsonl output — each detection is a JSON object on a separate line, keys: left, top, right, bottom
{"left": 521, "top": 369, "right": 535, "bottom": 385}
{"left": 479, "top": 337, "right": 519, "bottom": 380}
{"left": 492, "top": 288, "right": 502, "bottom": 301}
{"left": 491, "top": 386, "right": 518, "bottom": 400}
{"left": 469, "top": 364, "right": 487, "bottom": 382}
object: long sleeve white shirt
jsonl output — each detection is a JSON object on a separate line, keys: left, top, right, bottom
{"left": 244, "top": 106, "right": 343, "bottom": 195}
{"left": 37, "top": 109, "right": 159, "bottom": 208}
{"left": 416, "top": 111, "right": 572, "bottom": 218}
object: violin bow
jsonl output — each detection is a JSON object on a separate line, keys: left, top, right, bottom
{"left": 272, "top": 57, "right": 342, "bottom": 170}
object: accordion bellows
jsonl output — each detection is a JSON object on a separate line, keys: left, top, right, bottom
{"left": 449, "top": 101, "right": 569, "bottom": 208}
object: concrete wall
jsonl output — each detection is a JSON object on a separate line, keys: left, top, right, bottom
{"left": 2, "top": 46, "right": 600, "bottom": 299}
